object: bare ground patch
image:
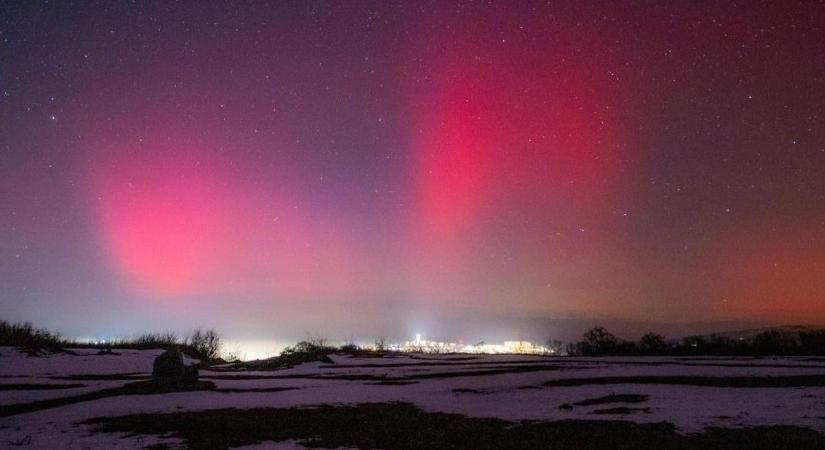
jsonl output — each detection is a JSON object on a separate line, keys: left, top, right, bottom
{"left": 82, "top": 401, "right": 825, "bottom": 450}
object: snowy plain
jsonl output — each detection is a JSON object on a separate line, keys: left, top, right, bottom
{"left": 1, "top": 347, "right": 825, "bottom": 449}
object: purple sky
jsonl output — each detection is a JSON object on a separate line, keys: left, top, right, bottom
{"left": 2, "top": 1, "right": 824, "bottom": 345}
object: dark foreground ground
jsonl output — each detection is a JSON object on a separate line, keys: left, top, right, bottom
{"left": 83, "top": 401, "right": 825, "bottom": 450}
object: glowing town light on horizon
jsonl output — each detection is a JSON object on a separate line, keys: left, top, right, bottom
{"left": 385, "top": 335, "right": 552, "bottom": 355}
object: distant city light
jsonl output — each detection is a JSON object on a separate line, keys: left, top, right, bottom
{"left": 375, "top": 335, "right": 552, "bottom": 355}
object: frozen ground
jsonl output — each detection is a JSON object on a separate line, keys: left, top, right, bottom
{"left": 1, "top": 347, "right": 825, "bottom": 448}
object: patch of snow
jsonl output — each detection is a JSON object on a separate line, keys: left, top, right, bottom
{"left": 3, "top": 352, "right": 825, "bottom": 449}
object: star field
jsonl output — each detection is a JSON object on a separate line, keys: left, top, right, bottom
{"left": 1, "top": 1, "right": 824, "bottom": 342}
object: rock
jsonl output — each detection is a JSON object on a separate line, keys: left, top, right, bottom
{"left": 152, "top": 348, "right": 199, "bottom": 383}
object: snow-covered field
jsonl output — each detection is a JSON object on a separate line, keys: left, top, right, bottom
{"left": 2, "top": 347, "right": 825, "bottom": 449}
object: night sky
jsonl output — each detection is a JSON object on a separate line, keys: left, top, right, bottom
{"left": 2, "top": 1, "right": 824, "bottom": 349}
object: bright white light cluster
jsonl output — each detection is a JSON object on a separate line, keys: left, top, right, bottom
{"left": 380, "top": 336, "right": 552, "bottom": 355}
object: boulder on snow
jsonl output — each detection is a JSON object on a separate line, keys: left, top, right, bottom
{"left": 152, "top": 348, "right": 198, "bottom": 383}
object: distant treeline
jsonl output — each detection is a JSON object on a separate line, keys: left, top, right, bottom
{"left": 560, "top": 326, "right": 825, "bottom": 356}
{"left": 0, "top": 320, "right": 383, "bottom": 366}
{"left": 0, "top": 320, "right": 222, "bottom": 361}
{"left": 6, "top": 319, "right": 825, "bottom": 361}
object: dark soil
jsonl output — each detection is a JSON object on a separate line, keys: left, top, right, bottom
{"left": 82, "top": 401, "right": 825, "bottom": 450}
